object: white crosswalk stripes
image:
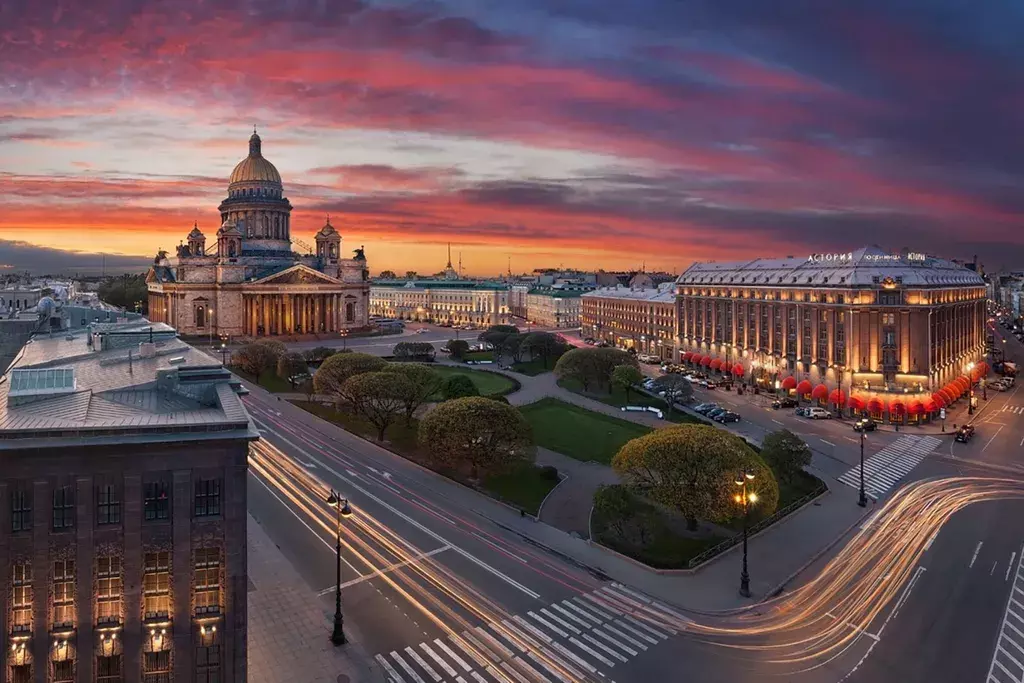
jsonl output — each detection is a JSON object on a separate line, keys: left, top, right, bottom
{"left": 837, "top": 435, "right": 941, "bottom": 500}
{"left": 1003, "top": 405, "right": 1024, "bottom": 415}
{"left": 988, "top": 544, "right": 1024, "bottom": 683}
{"left": 373, "top": 583, "right": 686, "bottom": 682}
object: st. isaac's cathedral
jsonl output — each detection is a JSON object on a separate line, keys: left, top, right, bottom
{"left": 147, "top": 130, "right": 370, "bottom": 338}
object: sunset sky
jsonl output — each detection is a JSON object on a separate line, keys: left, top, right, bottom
{"left": 1, "top": 0, "right": 1022, "bottom": 276}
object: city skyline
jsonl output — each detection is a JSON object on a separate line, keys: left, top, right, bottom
{"left": 2, "top": 1, "right": 1022, "bottom": 275}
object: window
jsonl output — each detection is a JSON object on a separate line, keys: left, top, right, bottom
{"left": 883, "top": 330, "right": 896, "bottom": 346}
{"left": 143, "top": 651, "right": 170, "bottom": 683}
{"left": 196, "top": 305, "right": 205, "bottom": 328}
{"left": 346, "top": 302, "right": 355, "bottom": 323}
{"left": 11, "top": 563, "right": 31, "bottom": 631}
{"left": 53, "top": 560, "right": 75, "bottom": 627}
{"left": 143, "top": 552, "right": 171, "bottom": 619}
{"left": 97, "top": 655, "right": 122, "bottom": 683}
{"left": 144, "top": 482, "right": 170, "bottom": 521}
{"left": 196, "top": 645, "right": 221, "bottom": 683}
{"left": 97, "top": 485, "right": 120, "bottom": 525}
{"left": 837, "top": 294, "right": 845, "bottom": 305}
{"left": 878, "top": 291, "right": 902, "bottom": 305}
{"left": 53, "top": 485, "right": 74, "bottom": 530}
{"left": 194, "top": 479, "right": 221, "bottom": 518}
{"left": 97, "top": 557, "right": 122, "bottom": 624}
{"left": 11, "top": 665, "right": 30, "bottom": 683}
{"left": 882, "top": 313, "right": 895, "bottom": 325}
{"left": 52, "top": 660, "right": 74, "bottom": 683}
{"left": 194, "top": 548, "right": 221, "bottom": 615}
{"left": 11, "top": 487, "right": 31, "bottom": 532}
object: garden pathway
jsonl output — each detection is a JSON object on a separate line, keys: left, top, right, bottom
{"left": 535, "top": 448, "right": 620, "bottom": 536}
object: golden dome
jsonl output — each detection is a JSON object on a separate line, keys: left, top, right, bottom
{"left": 228, "top": 131, "right": 282, "bottom": 186}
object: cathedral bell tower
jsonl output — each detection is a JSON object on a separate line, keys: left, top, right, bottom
{"left": 314, "top": 217, "right": 342, "bottom": 279}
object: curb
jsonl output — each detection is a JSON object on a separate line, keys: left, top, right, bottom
{"left": 535, "top": 473, "right": 569, "bottom": 520}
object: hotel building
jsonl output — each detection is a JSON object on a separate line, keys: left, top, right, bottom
{"left": 526, "top": 287, "right": 590, "bottom": 329}
{"left": 369, "top": 280, "right": 510, "bottom": 327}
{"left": 0, "top": 320, "right": 255, "bottom": 682}
{"left": 676, "top": 246, "right": 987, "bottom": 422}
{"left": 581, "top": 282, "right": 677, "bottom": 360}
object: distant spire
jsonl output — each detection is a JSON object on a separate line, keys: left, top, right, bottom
{"left": 194, "top": 220, "right": 198, "bottom": 229}
{"left": 446, "top": 242, "right": 452, "bottom": 268}
{"left": 326, "top": 213, "right": 331, "bottom": 225}
{"left": 459, "top": 252, "right": 462, "bottom": 278}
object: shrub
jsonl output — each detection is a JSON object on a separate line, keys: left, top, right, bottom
{"left": 441, "top": 374, "right": 479, "bottom": 400}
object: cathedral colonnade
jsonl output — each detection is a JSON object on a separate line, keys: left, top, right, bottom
{"left": 242, "top": 292, "right": 359, "bottom": 335}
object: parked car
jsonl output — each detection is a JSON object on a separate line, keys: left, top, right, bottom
{"left": 706, "top": 407, "right": 727, "bottom": 420}
{"left": 715, "top": 411, "right": 741, "bottom": 423}
{"left": 805, "top": 407, "right": 832, "bottom": 419}
{"left": 583, "top": 337, "right": 595, "bottom": 345}
{"left": 794, "top": 406, "right": 808, "bottom": 417}
{"left": 853, "top": 418, "right": 877, "bottom": 432}
{"left": 595, "top": 340, "right": 609, "bottom": 347}
{"left": 772, "top": 397, "right": 798, "bottom": 409}
{"left": 694, "top": 403, "right": 720, "bottom": 414}
{"left": 414, "top": 328, "right": 429, "bottom": 334}
{"left": 955, "top": 424, "right": 976, "bottom": 443}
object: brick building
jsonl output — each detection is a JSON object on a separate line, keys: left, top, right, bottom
{"left": 0, "top": 320, "right": 256, "bottom": 682}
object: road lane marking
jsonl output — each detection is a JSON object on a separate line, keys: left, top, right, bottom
{"left": 592, "top": 627, "right": 639, "bottom": 656}
{"left": 772, "top": 419, "right": 785, "bottom": 426}
{"left": 317, "top": 545, "right": 451, "bottom": 593}
{"left": 449, "top": 633, "right": 489, "bottom": 669}
{"left": 601, "top": 623, "right": 647, "bottom": 650}
{"left": 581, "top": 632, "right": 628, "bottom": 662}
{"left": 993, "top": 561, "right": 999, "bottom": 576}
{"left": 1010, "top": 553, "right": 1018, "bottom": 582}
{"left": 540, "top": 607, "right": 580, "bottom": 634}
{"left": 550, "top": 603, "right": 592, "bottom": 630}
{"left": 983, "top": 425, "right": 1005, "bottom": 453}
{"left": 420, "top": 643, "right": 457, "bottom": 678}
{"left": 528, "top": 611, "right": 569, "bottom": 638}
{"left": 375, "top": 654, "right": 406, "bottom": 683}
{"left": 261, "top": 426, "right": 542, "bottom": 600}
{"left": 568, "top": 636, "right": 615, "bottom": 668}
{"left": 498, "top": 662, "right": 531, "bottom": 683}
{"left": 391, "top": 651, "right": 426, "bottom": 683}
{"left": 404, "top": 646, "right": 442, "bottom": 682}
{"left": 821, "top": 439, "right": 835, "bottom": 447}
{"left": 971, "top": 541, "right": 984, "bottom": 568}
{"left": 433, "top": 638, "right": 472, "bottom": 673}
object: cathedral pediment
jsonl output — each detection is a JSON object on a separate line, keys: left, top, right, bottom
{"left": 251, "top": 264, "right": 340, "bottom": 285}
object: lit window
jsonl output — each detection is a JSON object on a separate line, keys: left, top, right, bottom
{"left": 53, "top": 560, "right": 75, "bottom": 627}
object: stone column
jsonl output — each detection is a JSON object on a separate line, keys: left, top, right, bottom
{"left": 123, "top": 474, "right": 143, "bottom": 683}
{"left": 172, "top": 469, "right": 193, "bottom": 682}
{"left": 76, "top": 475, "right": 94, "bottom": 683}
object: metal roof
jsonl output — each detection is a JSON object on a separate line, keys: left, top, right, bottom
{"left": 582, "top": 283, "right": 676, "bottom": 303}
{"left": 676, "top": 246, "right": 985, "bottom": 288}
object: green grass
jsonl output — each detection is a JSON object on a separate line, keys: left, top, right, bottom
{"left": 778, "top": 469, "right": 826, "bottom": 508}
{"left": 430, "top": 365, "right": 518, "bottom": 397}
{"left": 510, "top": 358, "right": 553, "bottom": 376}
{"left": 483, "top": 465, "right": 560, "bottom": 515}
{"left": 557, "top": 378, "right": 708, "bottom": 425}
{"left": 291, "top": 400, "right": 420, "bottom": 450}
{"left": 519, "top": 398, "right": 652, "bottom": 464}
{"left": 232, "top": 369, "right": 294, "bottom": 393}
{"left": 463, "top": 350, "right": 495, "bottom": 362}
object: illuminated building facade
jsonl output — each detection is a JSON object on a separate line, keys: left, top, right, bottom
{"left": 676, "top": 246, "right": 987, "bottom": 422}
{"left": 369, "top": 280, "right": 510, "bottom": 326}
{"left": 581, "top": 283, "right": 677, "bottom": 360}
{"left": 0, "top": 321, "right": 254, "bottom": 682}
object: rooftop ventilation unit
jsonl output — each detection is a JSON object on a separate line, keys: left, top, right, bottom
{"left": 8, "top": 367, "right": 77, "bottom": 406}
{"left": 168, "top": 356, "right": 186, "bottom": 365}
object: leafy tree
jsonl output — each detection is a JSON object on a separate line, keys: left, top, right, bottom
{"left": 502, "top": 333, "right": 527, "bottom": 364}
{"left": 612, "top": 425, "right": 778, "bottom": 530}
{"left": 404, "top": 271, "right": 418, "bottom": 280}
{"left": 97, "top": 273, "right": 149, "bottom": 313}
{"left": 378, "top": 270, "right": 397, "bottom": 279}
{"left": 650, "top": 374, "right": 694, "bottom": 413}
{"left": 305, "top": 346, "right": 336, "bottom": 363}
{"left": 611, "top": 364, "right": 644, "bottom": 403}
{"left": 253, "top": 338, "right": 287, "bottom": 358}
{"left": 276, "top": 352, "right": 310, "bottom": 388}
{"left": 418, "top": 396, "right": 535, "bottom": 478}
{"left": 555, "top": 347, "right": 637, "bottom": 392}
{"left": 231, "top": 343, "right": 279, "bottom": 384}
{"left": 392, "top": 341, "right": 436, "bottom": 362}
{"left": 445, "top": 339, "right": 470, "bottom": 360}
{"left": 522, "top": 332, "right": 570, "bottom": 368}
{"left": 441, "top": 374, "right": 479, "bottom": 400}
{"left": 760, "top": 429, "right": 812, "bottom": 484}
{"left": 380, "top": 363, "right": 443, "bottom": 424}
{"left": 343, "top": 371, "right": 412, "bottom": 440}
{"left": 593, "top": 485, "right": 654, "bottom": 546}
{"left": 313, "top": 352, "right": 387, "bottom": 403}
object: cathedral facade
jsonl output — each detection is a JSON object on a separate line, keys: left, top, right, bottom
{"left": 147, "top": 130, "right": 370, "bottom": 338}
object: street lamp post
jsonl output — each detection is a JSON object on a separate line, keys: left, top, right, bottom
{"left": 858, "top": 431, "right": 867, "bottom": 507}
{"left": 340, "top": 329, "right": 349, "bottom": 350}
{"left": 208, "top": 307, "right": 214, "bottom": 346}
{"left": 219, "top": 342, "right": 228, "bottom": 366}
{"left": 967, "top": 362, "right": 976, "bottom": 415}
{"left": 325, "top": 490, "right": 353, "bottom": 646}
{"left": 734, "top": 470, "right": 757, "bottom": 598}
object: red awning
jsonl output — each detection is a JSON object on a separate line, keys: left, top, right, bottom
{"left": 890, "top": 400, "right": 906, "bottom": 415}
{"left": 956, "top": 376, "right": 971, "bottom": 391}
{"left": 939, "top": 388, "right": 956, "bottom": 404}
{"left": 828, "top": 388, "right": 846, "bottom": 405}
{"left": 978, "top": 361, "right": 989, "bottom": 375}
{"left": 907, "top": 400, "right": 924, "bottom": 415}
{"left": 867, "top": 398, "right": 884, "bottom": 412}
{"left": 848, "top": 395, "right": 866, "bottom": 410}
{"left": 732, "top": 363, "right": 745, "bottom": 377}
{"left": 690, "top": 354, "right": 703, "bottom": 365}
{"left": 681, "top": 351, "right": 693, "bottom": 362}
{"left": 811, "top": 384, "right": 829, "bottom": 400}
{"left": 709, "top": 358, "right": 723, "bottom": 370}
{"left": 970, "top": 366, "right": 982, "bottom": 382}
{"left": 781, "top": 376, "right": 797, "bottom": 390}
{"left": 931, "top": 392, "right": 946, "bottom": 409}
{"left": 796, "top": 380, "right": 813, "bottom": 395}
{"left": 700, "top": 356, "right": 712, "bottom": 366}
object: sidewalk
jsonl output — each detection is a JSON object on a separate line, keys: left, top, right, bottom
{"left": 535, "top": 448, "right": 619, "bottom": 536}
{"left": 478, "top": 466, "right": 872, "bottom": 612}
{"left": 247, "top": 514, "right": 382, "bottom": 683}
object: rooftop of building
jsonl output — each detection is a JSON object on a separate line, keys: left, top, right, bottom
{"left": 0, "top": 319, "right": 256, "bottom": 450}
{"left": 527, "top": 286, "right": 593, "bottom": 298}
{"left": 372, "top": 279, "right": 509, "bottom": 291}
{"left": 582, "top": 282, "right": 676, "bottom": 303}
{"left": 677, "top": 245, "right": 985, "bottom": 288}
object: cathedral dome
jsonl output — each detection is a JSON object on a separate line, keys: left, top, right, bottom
{"left": 228, "top": 130, "right": 282, "bottom": 186}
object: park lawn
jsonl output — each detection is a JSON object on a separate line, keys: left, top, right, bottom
{"left": 430, "top": 365, "right": 518, "bottom": 397}
{"left": 557, "top": 377, "right": 707, "bottom": 425}
{"left": 519, "top": 398, "right": 652, "bottom": 464}
{"left": 463, "top": 350, "right": 495, "bottom": 362}
{"left": 510, "top": 358, "right": 552, "bottom": 376}
{"left": 291, "top": 400, "right": 421, "bottom": 451}
{"left": 777, "top": 469, "right": 826, "bottom": 508}
{"left": 483, "top": 465, "right": 560, "bottom": 516}
{"left": 232, "top": 369, "right": 294, "bottom": 393}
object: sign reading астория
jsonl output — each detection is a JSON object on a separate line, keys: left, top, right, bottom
{"left": 807, "top": 252, "right": 927, "bottom": 263}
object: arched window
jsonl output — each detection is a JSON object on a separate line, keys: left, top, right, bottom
{"left": 346, "top": 302, "right": 355, "bottom": 323}
{"left": 196, "top": 305, "right": 205, "bottom": 328}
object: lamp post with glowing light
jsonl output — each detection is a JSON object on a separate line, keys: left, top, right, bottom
{"left": 207, "top": 307, "right": 214, "bottom": 346}
{"left": 340, "top": 328, "right": 349, "bottom": 350}
{"left": 966, "top": 362, "right": 976, "bottom": 415}
{"left": 219, "top": 342, "right": 228, "bottom": 366}
{"left": 734, "top": 470, "right": 757, "bottom": 598}
{"left": 326, "top": 490, "right": 353, "bottom": 645}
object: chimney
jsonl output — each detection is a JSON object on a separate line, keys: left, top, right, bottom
{"left": 138, "top": 341, "right": 157, "bottom": 359}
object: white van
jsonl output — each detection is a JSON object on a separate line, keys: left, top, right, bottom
{"left": 804, "top": 407, "right": 832, "bottom": 420}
